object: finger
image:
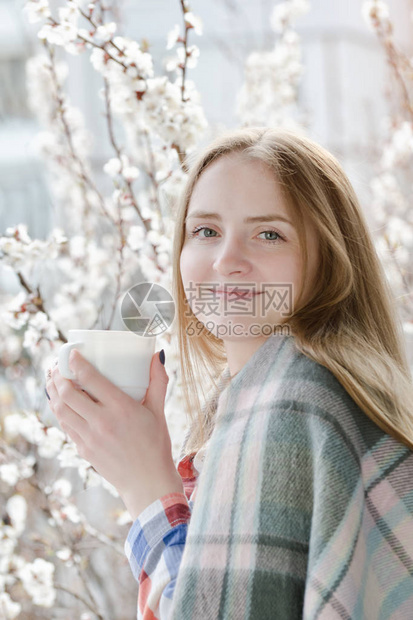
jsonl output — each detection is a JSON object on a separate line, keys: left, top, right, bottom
{"left": 60, "top": 424, "right": 86, "bottom": 455}
{"left": 46, "top": 373, "right": 86, "bottom": 450}
{"left": 80, "top": 387, "right": 100, "bottom": 404}
{"left": 70, "top": 378, "right": 99, "bottom": 403}
{"left": 52, "top": 365, "right": 101, "bottom": 422}
{"left": 47, "top": 373, "right": 90, "bottom": 438}
{"left": 46, "top": 363, "right": 92, "bottom": 398}
{"left": 45, "top": 359, "right": 58, "bottom": 389}
{"left": 68, "top": 349, "right": 127, "bottom": 407}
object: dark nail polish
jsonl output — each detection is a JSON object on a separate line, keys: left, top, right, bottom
{"left": 44, "top": 387, "right": 50, "bottom": 400}
{"left": 159, "top": 349, "right": 165, "bottom": 365}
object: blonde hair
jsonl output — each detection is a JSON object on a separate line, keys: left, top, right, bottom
{"left": 171, "top": 126, "right": 413, "bottom": 455}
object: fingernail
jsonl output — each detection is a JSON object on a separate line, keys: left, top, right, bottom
{"left": 44, "top": 387, "right": 50, "bottom": 400}
{"left": 159, "top": 349, "right": 165, "bottom": 365}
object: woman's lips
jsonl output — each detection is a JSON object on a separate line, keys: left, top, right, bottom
{"left": 208, "top": 289, "right": 263, "bottom": 298}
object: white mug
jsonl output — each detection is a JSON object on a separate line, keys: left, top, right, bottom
{"left": 58, "top": 330, "right": 156, "bottom": 402}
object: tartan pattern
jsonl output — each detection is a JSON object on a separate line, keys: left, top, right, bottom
{"left": 125, "top": 333, "right": 413, "bottom": 619}
{"left": 124, "top": 492, "right": 191, "bottom": 619}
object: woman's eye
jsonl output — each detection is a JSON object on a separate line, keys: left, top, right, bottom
{"left": 187, "top": 226, "right": 284, "bottom": 244}
{"left": 258, "top": 230, "right": 280, "bottom": 241}
{"left": 257, "top": 231, "right": 283, "bottom": 243}
{"left": 188, "top": 226, "right": 217, "bottom": 239}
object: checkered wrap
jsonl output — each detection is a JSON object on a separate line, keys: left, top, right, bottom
{"left": 125, "top": 334, "right": 413, "bottom": 619}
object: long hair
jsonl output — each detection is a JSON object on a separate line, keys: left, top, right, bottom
{"left": 171, "top": 126, "right": 413, "bottom": 455}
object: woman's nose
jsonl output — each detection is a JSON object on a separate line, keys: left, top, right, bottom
{"left": 212, "top": 237, "right": 252, "bottom": 276}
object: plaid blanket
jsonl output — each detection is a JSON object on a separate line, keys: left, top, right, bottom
{"left": 125, "top": 333, "right": 413, "bottom": 618}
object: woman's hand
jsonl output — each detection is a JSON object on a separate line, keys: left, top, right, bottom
{"left": 45, "top": 349, "right": 184, "bottom": 520}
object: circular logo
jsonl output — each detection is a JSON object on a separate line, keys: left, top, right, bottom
{"left": 120, "top": 282, "right": 175, "bottom": 337}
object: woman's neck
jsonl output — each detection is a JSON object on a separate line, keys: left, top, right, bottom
{"left": 225, "top": 336, "right": 269, "bottom": 378}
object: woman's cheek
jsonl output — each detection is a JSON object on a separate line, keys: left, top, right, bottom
{"left": 180, "top": 251, "right": 205, "bottom": 287}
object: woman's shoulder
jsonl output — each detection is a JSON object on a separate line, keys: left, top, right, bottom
{"left": 244, "top": 333, "right": 350, "bottom": 402}
{"left": 262, "top": 337, "right": 394, "bottom": 453}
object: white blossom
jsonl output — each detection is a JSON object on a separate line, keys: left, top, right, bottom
{"left": 123, "top": 165, "right": 140, "bottom": 182}
{"left": 58, "top": 2, "right": 79, "bottom": 26}
{"left": 23, "top": 312, "right": 59, "bottom": 355}
{"left": 89, "top": 35, "right": 205, "bottom": 150}
{"left": 91, "top": 36, "right": 153, "bottom": 80}
{"left": 381, "top": 121, "right": 413, "bottom": 169}
{"left": 55, "top": 546, "right": 80, "bottom": 568}
{"left": 23, "top": 0, "right": 51, "bottom": 24}
{"left": 0, "top": 225, "right": 67, "bottom": 272}
{"left": 121, "top": 205, "right": 138, "bottom": 222}
{"left": 166, "top": 45, "right": 200, "bottom": 72}
{"left": 116, "top": 38, "right": 153, "bottom": 76}
{"left": 0, "top": 333, "right": 22, "bottom": 365}
{"left": 4, "top": 411, "right": 42, "bottom": 444}
{"left": 236, "top": 6, "right": 308, "bottom": 128}
{"left": 166, "top": 24, "right": 180, "bottom": 50}
{"left": 142, "top": 77, "right": 207, "bottom": 150}
{"left": 57, "top": 441, "right": 87, "bottom": 469}
{"left": 0, "top": 535, "right": 16, "bottom": 562}
{"left": 18, "top": 558, "right": 56, "bottom": 607}
{"left": 184, "top": 12, "right": 203, "bottom": 35}
{"left": 61, "top": 503, "right": 81, "bottom": 523}
{"left": 90, "top": 47, "right": 108, "bottom": 73}
{"left": 22, "top": 455, "right": 36, "bottom": 479}
{"left": 157, "top": 251, "right": 171, "bottom": 270}
{"left": 104, "top": 157, "right": 122, "bottom": 177}
{"left": 56, "top": 546, "right": 71, "bottom": 562}
{"left": 6, "top": 495, "right": 27, "bottom": 536}
{"left": 3, "top": 413, "right": 25, "bottom": 440}
{"left": 52, "top": 478, "right": 72, "bottom": 498}
{"left": 25, "top": 53, "right": 98, "bottom": 237}
{"left": 0, "top": 592, "right": 21, "bottom": 619}
{"left": 38, "top": 22, "right": 78, "bottom": 46}
{"left": 271, "top": 0, "right": 310, "bottom": 32}
{"left": 104, "top": 154, "right": 141, "bottom": 182}
{"left": 127, "top": 225, "right": 145, "bottom": 251}
{"left": 147, "top": 230, "right": 162, "bottom": 246}
{"left": 37, "top": 426, "right": 66, "bottom": 458}
{"left": 362, "top": 0, "right": 390, "bottom": 29}
{"left": 2, "top": 291, "right": 30, "bottom": 330}
{"left": 387, "top": 216, "right": 413, "bottom": 247}
{"left": 94, "top": 22, "right": 117, "bottom": 44}
{"left": 0, "top": 463, "right": 20, "bottom": 486}
{"left": 65, "top": 39, "right": 87, "bottom": 55}
{"left": 5, "top": 224, "right": 31, "bottom": 244}
{"left": 0, "top": 455, "right": 34, "bottom": 487}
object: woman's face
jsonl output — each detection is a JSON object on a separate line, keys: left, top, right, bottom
{"left": 180, "top": 154, "right": 319, "bottom": 342}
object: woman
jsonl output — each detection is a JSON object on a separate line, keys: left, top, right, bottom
{"left": 46, "top": 127, "right": 413, "bottom": 619}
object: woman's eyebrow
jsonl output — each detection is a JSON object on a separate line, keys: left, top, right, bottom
{"left": 185, "top": 210, "right": 293, "bottom": 225}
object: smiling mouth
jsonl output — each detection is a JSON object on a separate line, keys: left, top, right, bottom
{"left": 209, "top": 289, "right": 263, "bottom": 298}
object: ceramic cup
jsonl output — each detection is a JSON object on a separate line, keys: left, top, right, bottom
{"left": 58, "top": 330, "right": 156, "bottom": 402}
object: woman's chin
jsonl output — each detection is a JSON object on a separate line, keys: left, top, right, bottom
{"left": 193, "top": 314, "right": 282, "bottom": 341}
